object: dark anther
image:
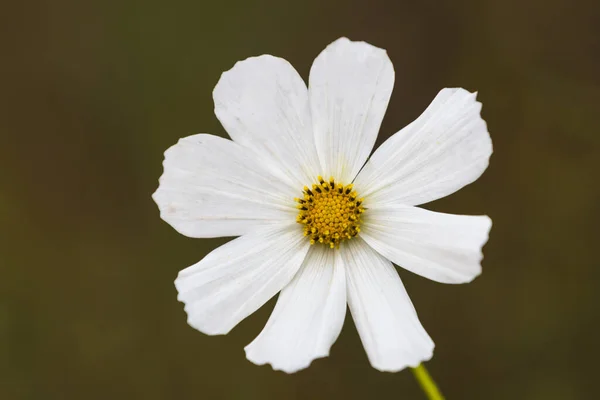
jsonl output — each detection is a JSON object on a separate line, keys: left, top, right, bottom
{"left": 315, "top": 187, "right": 322, "bottom": 193}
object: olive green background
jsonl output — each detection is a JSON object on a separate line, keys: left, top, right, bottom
{"left": 2, "top": 0, "right": 599, "bottom": 399}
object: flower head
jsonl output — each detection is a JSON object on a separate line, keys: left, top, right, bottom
{"left": 153, "top": 37, "right": 492, "bottom": 373}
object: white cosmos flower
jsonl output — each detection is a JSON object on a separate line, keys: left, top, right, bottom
{"left": 153, "top": 37, "right": 492, "bottom": 374}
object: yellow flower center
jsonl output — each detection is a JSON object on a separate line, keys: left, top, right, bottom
{"left": 295, "top": 176, "right": 365, "bottom": 249}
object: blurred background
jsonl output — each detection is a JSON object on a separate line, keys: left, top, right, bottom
{"left": 2, "top": 0, "right": 599, "bottom": 398}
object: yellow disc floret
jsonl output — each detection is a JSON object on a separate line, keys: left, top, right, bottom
{"left": 295, "top": 176, "right": 365, "bottom": 249}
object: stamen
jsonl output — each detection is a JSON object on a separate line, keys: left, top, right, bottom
{"left": 295, "top": 177, "right": 365, "bottom": 249}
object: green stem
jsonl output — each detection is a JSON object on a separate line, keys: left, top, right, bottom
{"left": 411, "top": 363, "right": 445, "bottom": 400}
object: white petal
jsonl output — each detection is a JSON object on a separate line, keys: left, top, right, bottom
{"left": 309, "top": 37, "right": 394, "bottom": 183}
{"left": 343, "top": 238, "right": 434, "bottom": 372}
{"left": 152, "top": 134, "right": 296, "bottom": 238}
{"left": 361, "top": 204, "right": 492, "bottom": 284}
{"left": 213, "top": 55, "right": 321, "bottom": 188}
{"left": 245, "top": 245, "right": 346, "bottom": 373}
{"left": 354, "top": 88, "right": 492, "bottom": 206}
{"left": 175, "top": 223, "right": 310, "bottom": 335}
